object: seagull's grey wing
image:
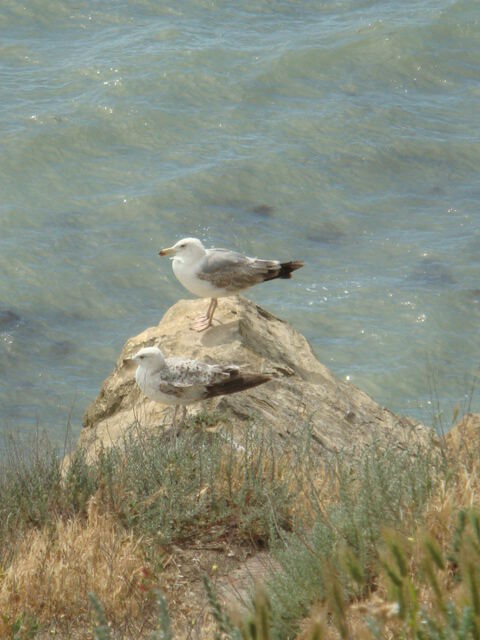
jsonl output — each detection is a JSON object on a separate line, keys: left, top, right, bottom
{"left": 164, "top": 357, "right": 240, "bottom": 386}
{"left": 152, "top": 359, "right": 240, "bottom": 403}
{"left": 156, "top": 380, "right": 191, "bottom": 398}
{"left": 157, "top": 363, "right": 270, "bottom": 402}
{"left": 197, "top": 248, "right": 281, "bottom": 291}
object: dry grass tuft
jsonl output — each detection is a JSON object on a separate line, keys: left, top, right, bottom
{"left": 422, "top": 417, "right": 480, "bottom": 552}
{"left": 0, "top": 495, "right": 157, "bottom": 636}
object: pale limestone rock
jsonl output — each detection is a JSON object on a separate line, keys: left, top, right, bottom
{"left": 79, "top": 296, "right": 429, "bottom": 460}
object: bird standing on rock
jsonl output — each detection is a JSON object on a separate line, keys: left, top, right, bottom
{"left": 129, "top": 346, "right": 271, "bottom": 426}
{"left": 159, "top": 237, "right": 303, "bottom": 331}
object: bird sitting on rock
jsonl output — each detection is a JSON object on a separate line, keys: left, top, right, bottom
{"left": 159, "top": 237, "right": 303, "bottom": 331}
{"left": 129, "top": 345, "right": 271, "bottom": 426}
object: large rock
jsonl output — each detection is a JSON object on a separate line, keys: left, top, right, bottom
{"left": 79, "top": 297, "right": 429, "bottom": 459}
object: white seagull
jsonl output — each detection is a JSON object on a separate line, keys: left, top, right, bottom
{"left": 130, "top": 346, "right": 271, "bottom": 425}
{"left": 159, "top": 237, "right": 303, "bottom": 331}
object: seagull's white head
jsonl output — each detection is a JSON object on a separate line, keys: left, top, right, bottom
{"left": 131, "top": 346, "right": 166, "bottom": 370}
{"left": 159, "top": 237, "right": 206, "bottom": 262}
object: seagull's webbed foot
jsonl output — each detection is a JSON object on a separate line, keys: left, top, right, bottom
{"left": 191, "top": 314, "right": 213, "bottom": 332}
{"left": 191, "top": 298, "right": 217, "bottom": 332}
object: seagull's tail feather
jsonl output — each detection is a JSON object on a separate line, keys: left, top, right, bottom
{"left": 204, "top": 373, "right": 271, "bottom": 399}
{"left": 260, "top": 260, "right": 304, "bottom": 282}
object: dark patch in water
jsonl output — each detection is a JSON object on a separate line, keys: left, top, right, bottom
{"left": 340, "top": 83, "right": 358, "bottom": 96}
{"left": 409, "top": 258, "right": 456, "bottom": 287}
{"left": 463, "top": 289, "right": 480, "bottom": 303}
{"left": 208, "top": 199, "right": 275, "bottom": 219}
{"left": 0, "top": 309, "right": 21, "bottom": 330}
{"left": 49, "top": 340, "right": 75, "bottom": 357}
{"left": 307, "top": 222, "right": 346, "bottom": 246}
{"left": 251, "top": 204, "right": 274, "bottom": 217}
{"left": 430, "top": 185, "right": 445, "bottom": 196}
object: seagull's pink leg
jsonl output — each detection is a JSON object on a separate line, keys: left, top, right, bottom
{"left": 180, "top": 406, "right": 187, "bottom": 425}
{"left": 192, "top": 298, "right": 218, "bottom": 332}
{"left": 167, "top": 405, "right": 179, "bottom": 447}
{"left": 172, "top": 405, "right": 179, "bottom": 427}
{"left": 207, "top": 298, "right": 218, "bottom": 324}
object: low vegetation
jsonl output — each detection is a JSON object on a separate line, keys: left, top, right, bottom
{"left": 0, "top": 412, "right": 478, "bottom": 639}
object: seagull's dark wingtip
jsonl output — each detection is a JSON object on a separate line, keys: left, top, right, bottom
{"left": 204, "top": 373, "right": 271, "bottom": 400}
{"left": 278, "top": 260, "right": 304, "bottom": 278}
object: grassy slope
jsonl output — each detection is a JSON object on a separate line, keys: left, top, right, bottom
{"left": 0, "top": 413, "right": 478, "bottom": 639}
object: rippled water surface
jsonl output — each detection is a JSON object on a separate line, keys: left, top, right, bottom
{"left": 1, "top": 0, "right": 479, "bottom": 445}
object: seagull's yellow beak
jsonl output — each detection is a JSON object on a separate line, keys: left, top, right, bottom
{"left": 159, "top": 245, "right": 176, "bottom": 257}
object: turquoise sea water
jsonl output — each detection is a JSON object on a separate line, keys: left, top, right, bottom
{"left": 1, "top": 0, "right": 479, "bottom": 445}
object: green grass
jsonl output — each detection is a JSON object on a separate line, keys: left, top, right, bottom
{"left": 263, "top": 436, "right": 443, "bottom": 638}
{"left": 198, "top": 432, "right": 452, "bottom": 640}
{"left": 94, "top": 416, "right": 306, "bottom": 547}
{"left": 0, "top": 416, "right": 306, "bottom": 559}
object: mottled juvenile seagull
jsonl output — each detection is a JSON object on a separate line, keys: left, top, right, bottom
{"left": 159, "top": 237, "right": 303, "bottom": 331}
{"left": 130, "top": 346, "right": 270, "bottom": 425}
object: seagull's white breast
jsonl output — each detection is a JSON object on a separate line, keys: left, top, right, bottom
{"left": 172, "top": 258, "right": 229, "bottom": 298}
{"left": 135, "top": 367, "right": 178, "bottom": 406}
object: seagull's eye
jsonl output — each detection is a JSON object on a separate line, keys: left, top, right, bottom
{"left": 180, "top": 243, "right": 186, "bottom": 248}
